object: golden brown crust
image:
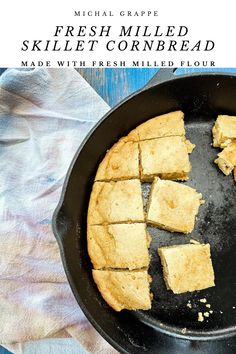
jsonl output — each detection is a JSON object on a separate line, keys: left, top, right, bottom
{"left": 126, "top": 111, "right": 185, "bottom": 142}
{"left": 87, "top": 223, "right": 150, "bottom": 269}
{"left": 92, "top": 270, "right": 152, "bottom": 311}
{"left": 139, "top": 136, "right": 192, "bottom": 181}
{"left": 234, "top": 167, "right": 236, "bottom": 182}
{"left": 212, "top": 115, "right": 236, "bottom": 148}
{"left": 124, "top": 129, "right": 140, "bottom": 142}
{"left": 87, "top": 180, "right": 145, "bottom": 225}
{"left": 147, "top": 178, "right": 203, "bottom": 234}
{"left": 158, "top": 243, "right": 215, "bottom": 294}
{"left": 214, "top": 140, "right": 236, "bottom": 175}
{"left": 95, "top": 139, "right": 140, "bottom": 181}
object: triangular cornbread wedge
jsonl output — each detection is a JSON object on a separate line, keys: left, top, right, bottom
{"left": 92, "top": 269, "right": 152, "bottom": 311}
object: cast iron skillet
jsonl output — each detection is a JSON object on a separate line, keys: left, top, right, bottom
{"left": 52, "top": 69, "right": 236, "bottom": 353}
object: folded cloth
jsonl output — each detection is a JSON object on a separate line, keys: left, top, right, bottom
{"left": 4, "top": 337, "right": 92, "bottom": 354}
{"left": 0, "top": 68, "right": 117, "bottom": 353}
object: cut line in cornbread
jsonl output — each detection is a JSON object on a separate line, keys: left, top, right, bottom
{"left": 92, "top": 269, "right": 152, "bottom": 311}
{"left": 126, "top": 111, "right": 185, "bottom": 142}
{"left": 147, "top": 178, "right": 204, "bottom": 234}
{"left": 212, "top": 115, "right": 236, "bottom": 148}
{"left": 95, "top": 138, "right": 140, "bottom": 181}
{"left": 214, "top": 140, "right": 236, "bottom": 175}
{"left": 87, "top": 179, "right": 144, "bottom": 225}
{"left": 87, "top": 223, "right": 150, "bottom": 270}
{"left": 158, "top": 243, "right": 215, "bottom": 294}
{"left": 139, "top": 136, "right": 194, "bottom": 181}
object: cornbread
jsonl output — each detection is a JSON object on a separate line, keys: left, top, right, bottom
{"left": 87, "top": 223, "right": 150, "bottom": 270}
{"left": 198, "top": 312, "right": 204, "bottom": 322}
{"left": 139, "top": 136, "right": 193, "bottom": 181}
{"left": 87, "top": 179, "right": 144, "bottom": 225}
{"left": 185, "top": 139, "right": 196, "bottom": 153}
{"left": 126, "top": 110, "right": 185, "bottom": 141}
{"left": 92, "top": 270, "right": 152, "bottom": 311}
{"left": 212, "top": 115, "right": 236, "bottom": 148}
{"left": 158, "top": 243, "right": 215, "bottom": 294}
{"left": 95, "top": 139, "right": 139, "bottom": 181}
{"left": 87, "top": 109, "right": 209, "bottom": 311}
{"left": 214, "top": 140, "right": 236, "bottom": 175}
{"left": 147, "top": 178, "right": 203, "bottom": 234}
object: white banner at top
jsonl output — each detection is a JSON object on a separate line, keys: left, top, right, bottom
{"left": 0, "top": 0, "right": 234, "bottom": 68}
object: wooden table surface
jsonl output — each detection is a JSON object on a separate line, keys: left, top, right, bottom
{"left": 1, "top": 66, "right": 236, "bottom": 354}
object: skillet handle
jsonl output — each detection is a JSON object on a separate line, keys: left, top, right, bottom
{"left": 52, "top": 205, "right": 70, "bottom": 247}
{"left": 144, "top": 68, "right": 177, "bottom": 89}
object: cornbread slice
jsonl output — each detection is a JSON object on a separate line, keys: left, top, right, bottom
{"left": 126, "top": 111, "right": 185, "bottom": 142}
{"left": 87, "top": 179, "right": 144, "bottom": 225}
{"left": 87, "top": 223, "right": 150, "bottom": 269}
{"left": 212, "top": 115, "right": 236, "bottom": 148}
{"left": 214, "top": 140, "right": 236, "bottom": 175}
{"left": 158, "top": 243, "right": 215, "bottom": 294}
{"left": 92, "top": 270, "right": 152, "bottom": 311}
{"left": 139, "top": 136, "right": 193, "bottom": 181}
{"left": 147, "top": 178, "right": 203, "bottom": 234}
{"left": 95, "top": 139, "right": 139, "bottom": 181}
